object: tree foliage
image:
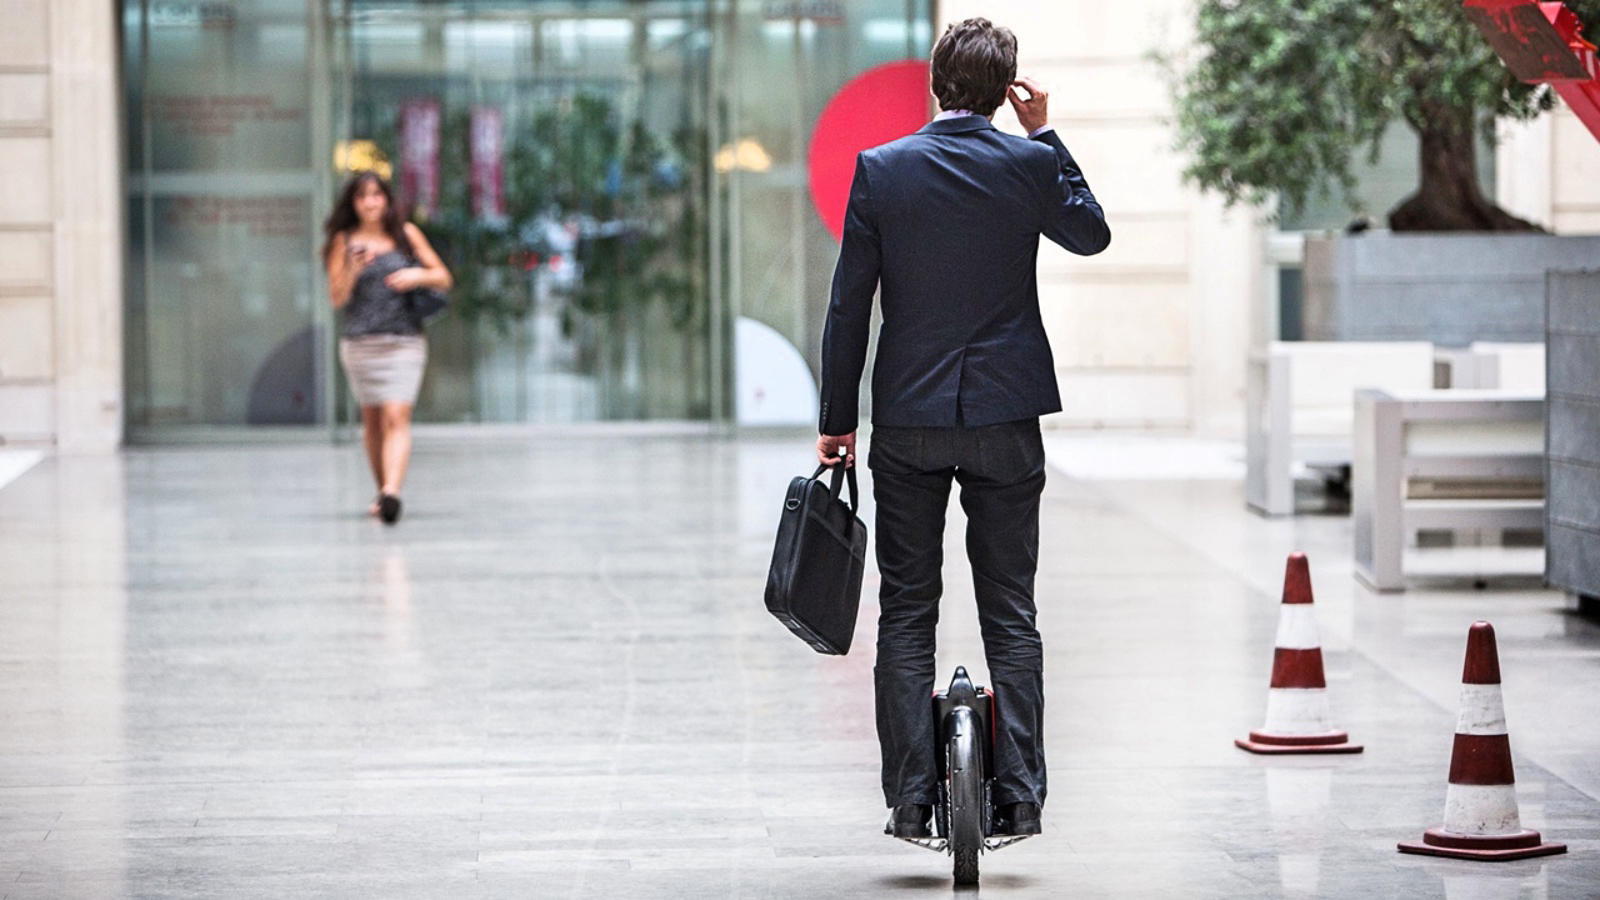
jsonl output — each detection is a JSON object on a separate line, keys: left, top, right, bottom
{"left": 1169, "top": 0, "right": 1600, "bottom": 225}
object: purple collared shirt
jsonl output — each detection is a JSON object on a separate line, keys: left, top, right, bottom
{"left": 935, "top": 108, "right": 1054, "bottom": 139}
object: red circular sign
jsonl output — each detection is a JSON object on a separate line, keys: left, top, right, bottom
{"left": 807, "top": 60, "right": 930, "bottom": 241}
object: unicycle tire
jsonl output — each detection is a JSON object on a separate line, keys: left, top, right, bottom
{"left": 946, "top": 707, "right": 984, "bottom": 885}
{"left": 953, "top": 846, "right": 979, "bottom": 885}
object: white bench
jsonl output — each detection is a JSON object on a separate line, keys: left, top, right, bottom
{"left": 1352, "top": 389, "right": 1544, "bottom": 591}
{"left": 1434, "top": 342, "right": 1546, "bottom": 391}
{"left": 1246, "top": 342, "right": 1436, "bottom": 516}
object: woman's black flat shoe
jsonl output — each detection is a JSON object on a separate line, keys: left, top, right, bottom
{"left": 378, "top": 494, "right": 402, "bottom": 524}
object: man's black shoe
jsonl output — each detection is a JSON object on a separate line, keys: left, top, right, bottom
{"left": 993, "top": 801, "right": 1042, "bottom": 836}
{"left": 883, "top": 803, "right": 933, "bottom": 839}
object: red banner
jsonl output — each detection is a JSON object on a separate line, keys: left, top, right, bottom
{"left": 398, "top": 99, "right": 440, "bottom": 219}
{"left": 470, "top": 106, "right": 506, "bottom": 220}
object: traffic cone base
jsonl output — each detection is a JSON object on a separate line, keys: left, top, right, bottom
{"left": 1235, "top": 729, "right": 1362, "bottom": 755}
{"left": 1398, "top": 827, "right": 1566, "bottom": 861}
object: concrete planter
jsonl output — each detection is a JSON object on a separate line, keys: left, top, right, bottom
{"left": 1303, "top": 232, "right": 1600, "bottom": 345}
{"left": 1546, "top": 269, "right": 1600, "bottom": 603}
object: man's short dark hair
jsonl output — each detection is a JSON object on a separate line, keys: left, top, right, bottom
{"left": 930, "top": 18, "right": 1018, "bottom": 117}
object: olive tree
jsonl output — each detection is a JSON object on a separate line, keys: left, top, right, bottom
{"left": 1169, "top": 0, "right": 1600, "bottom": 230}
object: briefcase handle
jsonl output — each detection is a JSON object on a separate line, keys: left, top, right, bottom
{"left": 811, "top": 462, "right": 860, "bottom": 516}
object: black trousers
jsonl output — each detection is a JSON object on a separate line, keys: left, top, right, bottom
{"left": 867, "top": 418, "right": 1047, "bottom": 809}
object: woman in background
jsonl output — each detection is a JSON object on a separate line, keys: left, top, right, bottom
{"left": 322, "top": 173, "right": 452, "bottom": 524}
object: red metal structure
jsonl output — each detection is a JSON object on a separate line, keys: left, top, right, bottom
{"left": 1464, "top": 0, "right": 1600, "bottom": 142}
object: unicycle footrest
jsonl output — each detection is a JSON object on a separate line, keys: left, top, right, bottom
{"left": 896, "top": 834, "right": 1033, "bottom": 854}
{"left": 896, "top": 836, "right": 948, "bottom": 853}
{"left": 984, "top": 834, "right": 1033, "bottom": 851}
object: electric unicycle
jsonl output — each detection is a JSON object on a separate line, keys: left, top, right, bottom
{"left": 896, "top": 666, "right": 1033, "bottom": 886}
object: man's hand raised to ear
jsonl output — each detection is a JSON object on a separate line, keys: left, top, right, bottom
{"left": 1007, "top": 76, "right": 1049, "bottom": 133}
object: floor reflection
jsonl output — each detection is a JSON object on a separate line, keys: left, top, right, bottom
{"left": 0, "top": 453, "right": 133, "bottom": 888}
{"left": 1264, "top": 765, "right": 1333, "bottom": 897}
{"left": 379, "top": 546, "right": 413, "bottom": 653}
{"left": 1429, "top": 861, "right": 1549, "bottom": 900}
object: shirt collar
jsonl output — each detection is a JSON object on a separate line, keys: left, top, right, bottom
{"left": 918, "top": 113, "right": 997, "bottom": 136}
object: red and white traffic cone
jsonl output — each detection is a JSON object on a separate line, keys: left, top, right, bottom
{"left": 1398, "top": 621, "right": 1567, "bottom": 861}
{"left": 1235, "top": 552, "right": 1362, "bottom": 755}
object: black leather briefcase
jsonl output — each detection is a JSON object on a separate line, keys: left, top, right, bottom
{"left": 765, "top": 463, "right": 867, "bottom": 655}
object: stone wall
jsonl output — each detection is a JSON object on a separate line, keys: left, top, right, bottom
{"left": 1546, "top": 269, "right": 1600, "bottom": 600}
{"left": 0, "top": 0, "right": 122, "bottom": 451}
{"left": 1303, "top": 233, "right": 1600, "bottom": 345}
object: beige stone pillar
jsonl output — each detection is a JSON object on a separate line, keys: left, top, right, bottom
{"left": 0, "top": 0, "right": 56, "bottom": 444}
{"left": 0, "top": 0, "right": 122, "bottom": 452}
{"left": 52, "top": 0, "right": 123, "bottom": 451}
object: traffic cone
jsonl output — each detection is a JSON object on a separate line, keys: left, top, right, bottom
{"left": 1235, "top": 553, "right": 1362, "bottom": 754}
{"left": 1398, "top": 621, "right": 1567, "bottom": 861}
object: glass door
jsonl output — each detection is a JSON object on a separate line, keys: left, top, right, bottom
{"left": 124, "top": 0, "right": 330, "bottom": 436}
{"left": 329, "top": 0, "right": 715, "bottom": 423}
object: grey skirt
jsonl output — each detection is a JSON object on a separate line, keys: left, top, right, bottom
{"left": 339, "top": 334, "right": 427, "bottom": 407}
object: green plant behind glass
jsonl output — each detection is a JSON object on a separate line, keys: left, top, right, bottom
{"left": 374, "top": 93, "right": 706, "bottom": 336}
{"left": 565, "top": 117, "right": 703, "bottom": 335}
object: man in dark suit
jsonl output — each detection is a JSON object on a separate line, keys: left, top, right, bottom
{"left": 815, "top": 17, "right": 1110, "bottom": 839}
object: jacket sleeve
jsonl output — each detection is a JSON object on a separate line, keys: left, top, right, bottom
{"left": 1034, "top": 129, "right": 1110, "bottom": 256}
{"left": 818, "top": 154, "right": 881, "bottom": 436}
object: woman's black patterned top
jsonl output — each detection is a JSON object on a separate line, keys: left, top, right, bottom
{"left": 341, "top": 251, "right": 421, "bottom": 338}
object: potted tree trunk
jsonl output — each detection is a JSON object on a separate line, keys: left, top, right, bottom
{"left": 1170, "top": 0, "right": 1600, "bottom": 344}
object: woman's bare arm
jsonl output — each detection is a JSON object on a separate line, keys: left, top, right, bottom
{"left": 326, "top": 232, "right": 359, "bottom": 308}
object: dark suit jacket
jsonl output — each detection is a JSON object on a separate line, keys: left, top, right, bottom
{"left": 818, "top": 114, "right": 1110, "bottom": 435}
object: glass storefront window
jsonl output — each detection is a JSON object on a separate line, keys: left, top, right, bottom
{"left": 332, "top": 0, "right": 715, "bottom": 423}
{"left": 123, "top": 0, "right": 933, "bottom": 434}
{"left": 125, "top": 0, "right": 326, "bottom": 432}
{"left": 724, "top": 1, "right": 932, "bottom": 424}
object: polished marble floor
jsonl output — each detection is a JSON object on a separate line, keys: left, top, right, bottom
{"left": 1, "top": 430, "right": 1597, "bottom": 898}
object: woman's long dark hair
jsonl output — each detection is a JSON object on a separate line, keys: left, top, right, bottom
{"left": 321, "top": 172, "right": 413, "bottom": 264}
